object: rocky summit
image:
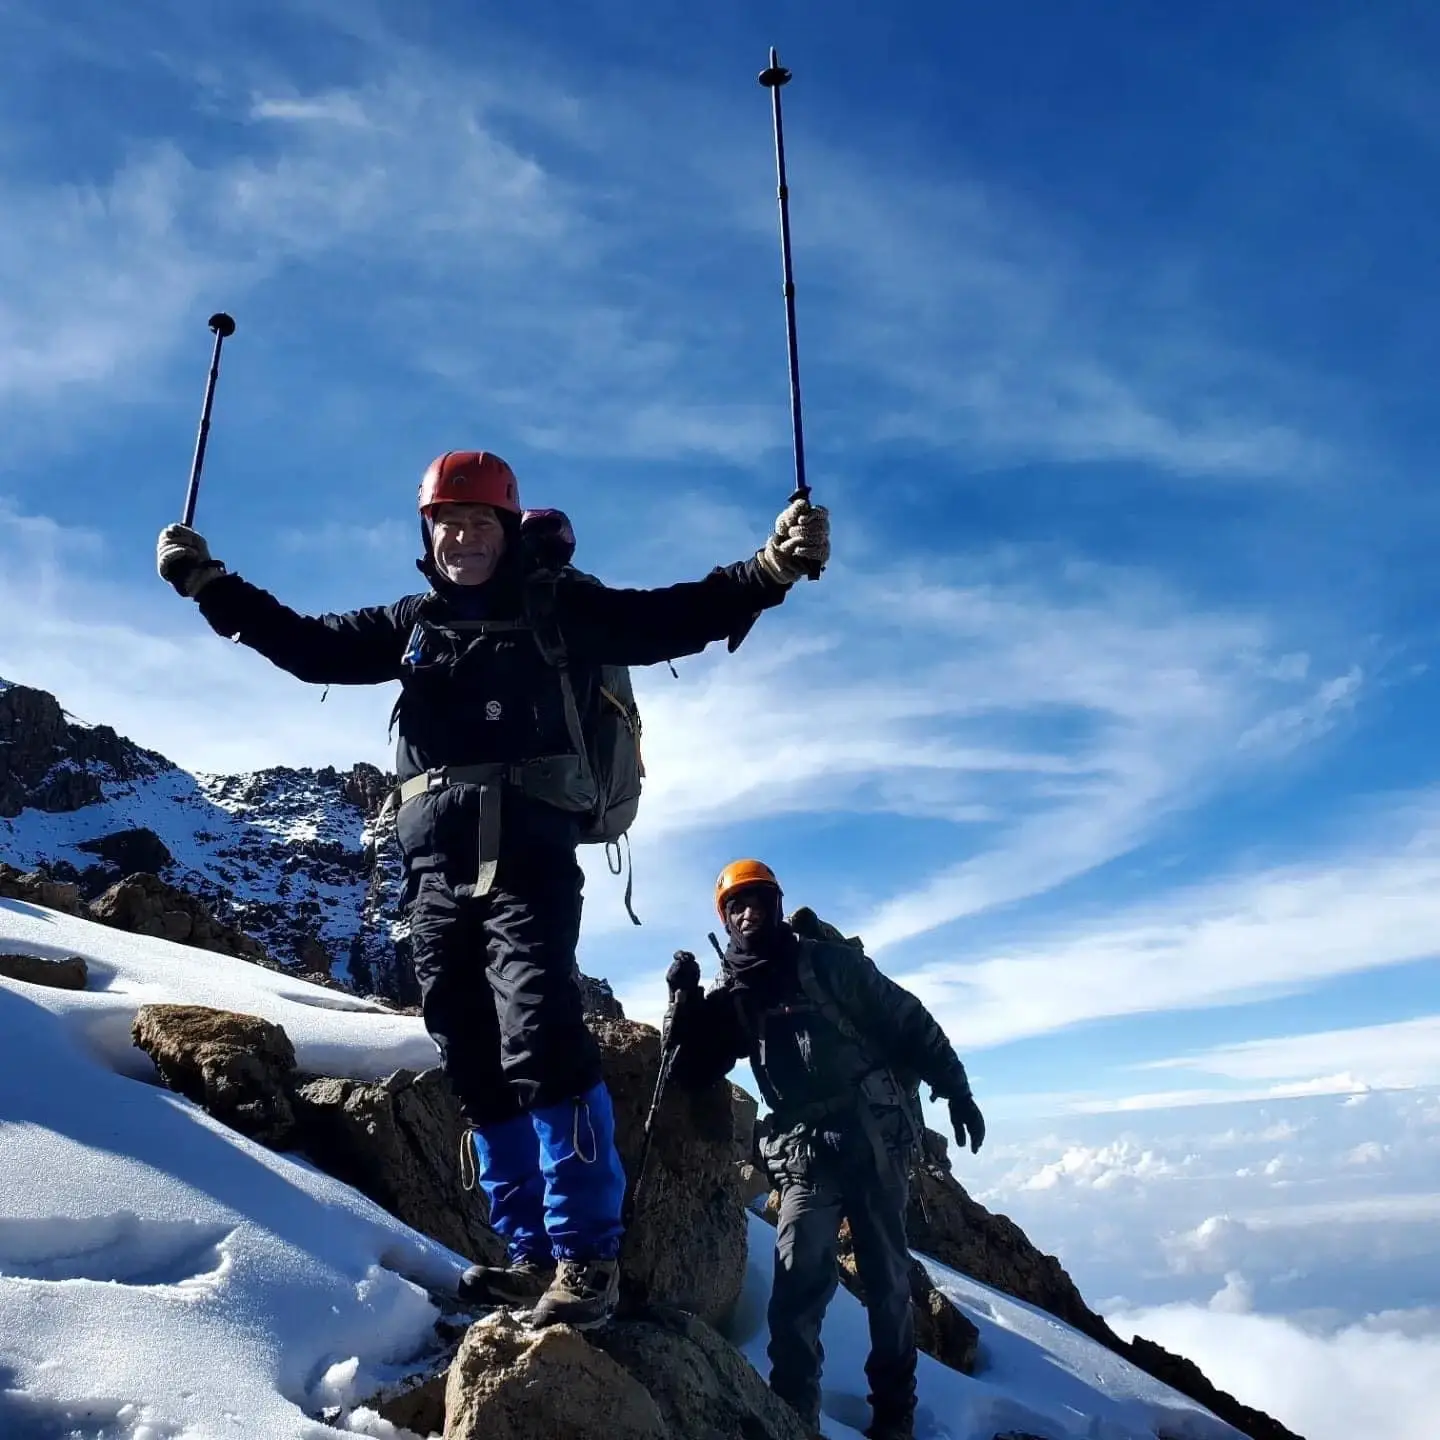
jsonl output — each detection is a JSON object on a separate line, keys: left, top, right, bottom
{"left": 0, "top": 679, "right": 411, "bottom": 1002}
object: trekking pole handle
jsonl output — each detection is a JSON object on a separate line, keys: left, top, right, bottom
{"left": 182, "top": 312, "right": 236, "bottom": 527}
{"left": 708, "top": 931, "right": 725, "bottom": 963}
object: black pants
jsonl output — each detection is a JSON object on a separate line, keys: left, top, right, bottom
{"left": 406, "top": 817, "right": 601, "bottom": 1124}
{"left": 769, "top": 1141, "right": 916, "bottom": 1431}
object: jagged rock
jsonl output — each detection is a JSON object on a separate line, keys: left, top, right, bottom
{"left": 595, "top": 1015, "right": 747, "bottom": 1324}
{"left": 1130, "top": 1335, "right": 1304, "bottom": 1440}
{"left": 445, "top": 1313, "right": 667, "bottom": 1440}
{"left": 340, "top": 761, "right": 393, "bottom": 817}
{"left": 836, "top": 1220, "right": 979, "bottom": 1376}
{"left": 0, "top": 951, "right": 88, "bottom": 989}
{"left": 132, "top": 1003, "right": 298, "bottom": 1147}
{"left": 76, "top": 827, "right": 174, "bottom": 877}
{"left": 90, "top": 873, "right": 271, "bottom": 963}
{"left": 292, "top": 1069, "right": 502, "bottom": 1267}
{"left": 0, "top": 682, "right": 169, "bottom": 817}
{"left": 0, "top": 863, "right": 84, "bottom": 915}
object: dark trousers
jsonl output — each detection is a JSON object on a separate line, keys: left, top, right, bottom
{"left": 769, "top": 1145, "right": 916, "bottom": 1431}
{"left": 408, "top": 837, "right": 602, "bottom": 1123}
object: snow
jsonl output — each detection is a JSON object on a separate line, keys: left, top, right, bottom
{"left": 2, "top": 896, "right": 1243, "bottom": 1440}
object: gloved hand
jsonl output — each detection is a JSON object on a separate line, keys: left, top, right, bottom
{"left": 949, "top": 1093, "right": 986, "bottom": 1154}
{"left": 756, "top": 498, "right": 830, "bottom": 585}
{"left": 666, "top": 950, "right": 701, "bottom": 996}
{"left": 157, "top": 524, "right": 226, "bottom": 598}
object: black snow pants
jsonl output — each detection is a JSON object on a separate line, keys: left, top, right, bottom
{"left": 767, "top": 1130, "right": 916, "bottom": 1432}
{"left": 400, "top": 787, "right": 602, "bottom": 1124}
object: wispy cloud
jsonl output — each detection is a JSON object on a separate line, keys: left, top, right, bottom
{"left": 894, "top": 787, "right": 1440, "bottom": 1052}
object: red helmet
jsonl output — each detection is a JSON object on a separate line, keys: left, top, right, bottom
{"left": 418, "top": 451, "right": 520, "bottom": 516}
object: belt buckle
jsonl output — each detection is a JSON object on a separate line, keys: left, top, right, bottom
{"left": 426, "top": 770, "right": 447, "bottom": 794}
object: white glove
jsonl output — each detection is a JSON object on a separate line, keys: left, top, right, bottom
{"left": 756, "top": 499, "right": 830, "bottom": 585}
{"left": 156, "top": 524, "right": 225, "bottom": 598}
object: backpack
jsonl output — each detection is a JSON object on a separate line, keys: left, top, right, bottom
{"left": 515, "top": 509, "right": 644, "bottom": 852}
{"left": 785, "top": 906, "right": 926, "bottom": 1139}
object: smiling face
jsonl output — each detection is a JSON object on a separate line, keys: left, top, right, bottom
{"left": 429, "top": 501, "right": 508, "bottom": 586}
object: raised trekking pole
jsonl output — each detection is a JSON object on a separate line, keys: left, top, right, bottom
{"left": 181, "top": 312, "right": 237, "bottom": 526}
{"left": 622, "top": 957, "right": 687, "bottom": 1229}
{"left": 759, "top": 47, "right": 821, "bottom": 580}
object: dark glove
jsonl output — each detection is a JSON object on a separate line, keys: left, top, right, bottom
{"left": 157, "top": 524, "right": 225, "bottom": 598}
{"left": 949, "top": 1093, "right": 986, "bottom": 1154}
{"left": 666, "top": 950, "right": 701, "bottom": 997}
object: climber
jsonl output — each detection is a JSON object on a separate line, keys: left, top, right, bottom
{"left": 155, "top": 452, "right": 829, "bottom": 1329}
{"left": 665, "top": 860, "right": 985, "bottom": 1440}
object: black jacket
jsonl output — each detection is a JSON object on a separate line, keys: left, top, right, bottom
{"left": 670, "top": 934, "right": 972, "bottom": 1116}
{"left": 194, "top": 557, "right": 788, "bottom": 785}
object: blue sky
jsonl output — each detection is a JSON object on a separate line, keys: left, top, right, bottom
{"left": 3, "top": 2, "right": 1440, "bottom": 1424}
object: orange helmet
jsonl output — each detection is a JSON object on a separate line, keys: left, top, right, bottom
{"left": 714, "top": 858, "right": 781, "bottom": 920}
{"left": 418, "top": 451, "right": 520, "bottom": 516}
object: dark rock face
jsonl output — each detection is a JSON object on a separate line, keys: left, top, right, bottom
{"left": 0, "top": 683, "right": 170, "bottom": 818}
{"left": 91, "top": 874, "right": 271, "bottom": 963}
{"left": 77, "top": 827, "right": 175, "bottom": 877}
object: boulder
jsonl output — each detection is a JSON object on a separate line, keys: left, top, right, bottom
{"left": 90, "top": 873, "right": 271, "bottom": 964}
{"left": 0, "top": 951, "right": 88, "bottom": 990}
{"left": 592, "top": 1307, "right": 814, "bottom": 1440}
{"left": 443, "top": 1308, "right": 812, "bottom": 1440}
{"left": 0, "top": 863, "right": 84, "bottom": 915}
{"left": 444, "top": 1313, "right": 666, "bottom": 1440}
{"left": 292, "top": 1069, "right": 502, "bottom": 1267}
{"left": 593, "top": 1015, "right": 747, "bottom": 1324}
{"left": 76, "top": 826, "right": 174, "bottom": 877}
{"left": 132, "top": 1004, "right": 298, "bottom": 1147}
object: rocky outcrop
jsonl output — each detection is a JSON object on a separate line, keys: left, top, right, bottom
{"left": 1132, "top": 1336, "right": 1304, "bottom": 1440}
{"left": 292, "top": 1069, "right": 502, "bottom": 1267}
{"left": 0, "top": 682, "right": 170, "bottom": 817}
{"left": 0, "top": 863, "right": 84, "bottom": 915}
{"left": 91, "top": 873, "right": 271, "bottom": 963}
{"left": 444, "top": 1308, "right": 811, "bottom": 1440}
{"left": 132, "top": 1004, "right": 298, "bottom": 1147}
{"left": 594, "top": 1015, "right": 747, "bottom": 1324}
{"left": 0, "top": 951, "right": 88, "bottom": 989}
{"left": 836, "top": 1219, "right": 979, "bottom": 1376}
{"left": 76, "top": 827, "right": 174, "bottom": 879}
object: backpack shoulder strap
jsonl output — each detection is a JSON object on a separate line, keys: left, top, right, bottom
{"left": 794, "top": 940, "right": 868, "bottom": 1049}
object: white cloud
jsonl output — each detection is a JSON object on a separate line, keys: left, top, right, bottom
{"left": 1108, "top": 1304, "right": 1440, "bottom": 1440}
{"left": 894, "top": 814, "right": 1440, "bottom": 1052}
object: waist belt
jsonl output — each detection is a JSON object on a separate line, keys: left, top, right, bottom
{"left": 391, "top": 763, "right": 520, "bottom": 900}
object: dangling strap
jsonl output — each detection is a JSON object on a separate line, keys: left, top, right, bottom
{"left": 459, "top": 1127, "right": 478, "bottom": 1193}
{"left": 606, "top": 834, "right": 640, "bottom": 926}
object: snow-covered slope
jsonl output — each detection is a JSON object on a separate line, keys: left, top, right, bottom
{"left": 0, "top": 896, "right": 1244, "bottom": 1440}
{"left": 0, "top": 680, "right": 407, "bottom": 999}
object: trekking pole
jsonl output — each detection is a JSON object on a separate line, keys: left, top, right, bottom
{"left": 622, "top": 958, "right": 687, "bottom": 1228}
{"left": 758, "top": 47, "right": 821, "bottom": 581}
{"left": 181, "top": 312, "right": 237, "bottom": 527}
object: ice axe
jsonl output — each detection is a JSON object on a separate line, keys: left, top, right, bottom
{"left": 181, "top": 312, "right": 236, "bottom": 527}
{"left": 621, "top": 954, "right": 689, "bottom": 1230}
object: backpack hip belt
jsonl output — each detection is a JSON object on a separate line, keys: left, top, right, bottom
{"left": 392, "top": 757, "right": 594, "bottom": 898}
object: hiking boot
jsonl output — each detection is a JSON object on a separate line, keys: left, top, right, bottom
{"left": 527, "top": 1256, "right": 620, "bottom": 1330}
{"left": 457, "top": 1255, "right": 556, "bottom": 1307}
